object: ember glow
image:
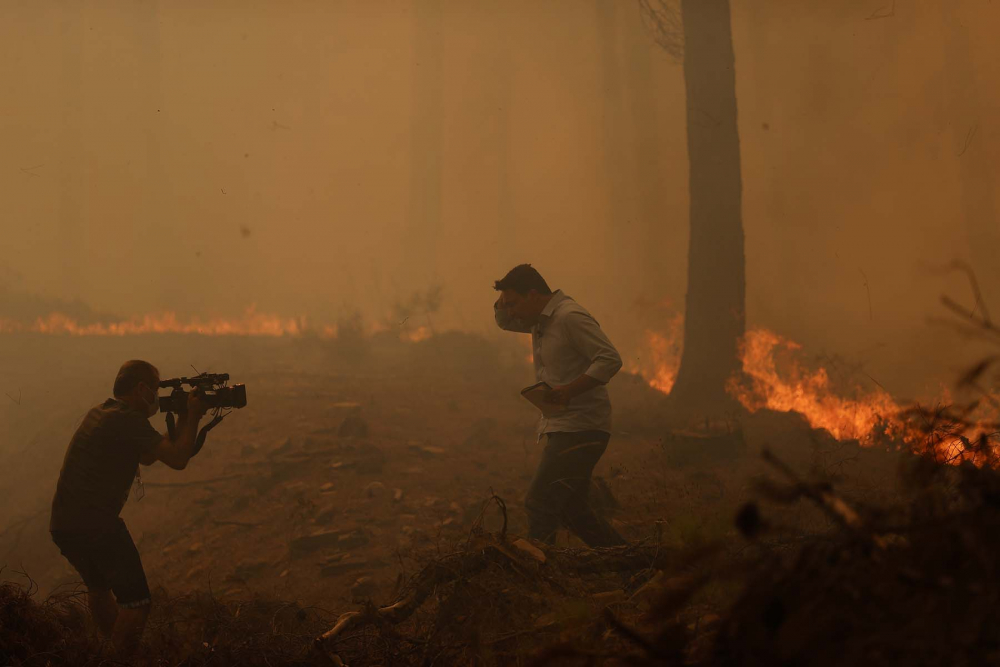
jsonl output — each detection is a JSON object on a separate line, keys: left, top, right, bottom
{"left": 629, "top": 319, "right": 905, "bottom": 441}
{"left": 0, "top": 309, "right": 440, "bottom": 345}
{"left": 733, "top": 331, "right": 999, "bottom": 457}
{"left": 730, "top": 328, "right": 904, "bottom": 442}
{"left": 7, "top": 306, "right": 997, "bottom": 455}
{"left": 0, "top": 307, "right": 307, "bottom": 337}
{"left": 627, "top": 316, "right": 683, "bottom": 394}
{"left": 402, "top": 326, "right": 433, "bottom": 343}
{"left": 628, "top": 319, "right": 1000, "bottom": 456}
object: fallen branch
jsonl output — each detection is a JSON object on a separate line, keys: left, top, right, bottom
{"left": 762, "top": 448, "right": 887, "bottom": 549}
{"left": 315, "top": 544, "right": 505, "bottom": 663}
{"left": 314, "top": 539, "right": 683, "bottom": 665}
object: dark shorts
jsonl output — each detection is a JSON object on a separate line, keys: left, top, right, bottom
{"left": 51, "top": 519, "right": 151, "bottom": 608}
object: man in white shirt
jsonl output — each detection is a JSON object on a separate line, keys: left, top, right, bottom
{"left": 493, "top": 264, "right": 626, "bottom": 547}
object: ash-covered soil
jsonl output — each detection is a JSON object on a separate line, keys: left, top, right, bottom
{"left": 0, "top": 331, "right": 912, "bottom": 665}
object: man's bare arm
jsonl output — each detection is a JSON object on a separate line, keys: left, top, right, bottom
{"left": 140, "top": 392, "right": 208, "bottom": 470}
{"left": 148, "top": 412, "right": 199, "bottom": 470}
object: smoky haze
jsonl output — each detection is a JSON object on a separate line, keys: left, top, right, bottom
{"left": 2, "top": 0, "right": 999, "bottom": 396}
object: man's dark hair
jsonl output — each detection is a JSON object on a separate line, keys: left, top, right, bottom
{"left": 493, "top": 264, "right": 552, "bottom": 296}
{"left": 113, "top": 360, "right": 160, "bottom": 398}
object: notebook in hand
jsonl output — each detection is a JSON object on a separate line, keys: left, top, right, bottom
{"left": 520, "top": 381, "right": 565, "bottom": 417}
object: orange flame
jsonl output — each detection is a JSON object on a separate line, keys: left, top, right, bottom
{"left": 0, "top": 308, "right": 448, "bottom": 346}
{"left": 729, "top": 329, "right": 904, "bottom": 442}
{"left": 401, "top": 326, "right": 433, "bottom": 343}
{"left": 629, "top": 320, "right": 999, "bottom": 459}
{"left": 627, "top": 316, "right": 683, "bottom": 394}
{"left": 0, "top": 306, "right": 307, "bottom": 337}
{"left": 518, "top": 334, "right": 534, "bottom": 365}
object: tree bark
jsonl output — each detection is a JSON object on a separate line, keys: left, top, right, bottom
{"left": 668, "top": 0, "right": 746, "bottom": 418}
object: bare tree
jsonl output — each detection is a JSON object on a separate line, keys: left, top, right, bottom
{"left": 641, "top": 0, "right": 746, "bottom": 419}
{"left": 940, "top": 3, "right": 1000, "bottom": 318}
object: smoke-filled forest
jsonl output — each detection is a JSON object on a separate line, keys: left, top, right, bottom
{"left": 3, "top": 1, "right": 1000, "bottom": 665}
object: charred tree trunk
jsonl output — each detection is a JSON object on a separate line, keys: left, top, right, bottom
{"left": 668, "top": 0, "right": 746, "bottom": 418}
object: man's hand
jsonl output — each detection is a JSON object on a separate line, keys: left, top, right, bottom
{"left": 546, "top": 375, "right": 604, "bottom": 406}
{"left": 495, "top": 296, "right": 513, "bottom": 313}
{"left": 186, "top": 387, "right": 209, "bottom": 419}
{"left": 545, "top": 384, "right": 575, "bottom": 406}
{"left": 148, "top": 389, "right": 209, "bottom": 470}
{"left": 494, "top": 295, "right": 532, "bottom": 334}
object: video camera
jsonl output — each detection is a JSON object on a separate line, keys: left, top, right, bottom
{"left": 158, "top": 372, "right": 247, "bottom": 457}
{"left": 158, "top": 372, "right": 247, "bottom": 414}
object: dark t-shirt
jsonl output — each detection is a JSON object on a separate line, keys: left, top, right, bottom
{"left": 50, "top": 398, "right": 162, "bottom": 533}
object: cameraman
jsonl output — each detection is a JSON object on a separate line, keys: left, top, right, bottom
{"left": 49, "top": 360, "right": 208, "bottom": 658}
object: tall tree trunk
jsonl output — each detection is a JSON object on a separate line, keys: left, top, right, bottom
{"left": 668, "top": 0, "right": 746, "bottom": 417}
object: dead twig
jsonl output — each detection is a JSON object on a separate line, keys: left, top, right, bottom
{"left": 761, "top": 448, "right": 887, "bottom": 549}
{"left": 866, "top": 0, "right": 896, "bottom": 20}
{"left": 314, "top": 541, "right": 683, "bottom": 665}
{"left": 466, "top": 489, "right": 508, "bottom": 544}
{"left": 958, "top": 124, "right": 979, "bottom": 157}
{"left": 930, "top": 259, "right": 993, "bottom": 327}
{"left": 859, "top": 268, "right": 873, "bottom": 320}
{"left": 315, "top": 547, "right": 503, "bottom": 663}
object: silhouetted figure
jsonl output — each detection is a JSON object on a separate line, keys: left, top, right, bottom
{"left": 49, "top": 360, "right": 209, "bottom": 658}
{"left": 493, "top": 264, "right": 626, "bottom": 547}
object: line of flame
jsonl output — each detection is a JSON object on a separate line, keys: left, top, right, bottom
{"left": 730, "top": 328, "right": 906, "bottom": 442}
{"left": 630, "top": 323, "right": 1000, "bottom": 459}
{"left": 8, "top": 308, "right": 996, "bottom": 456}
{"left": 0, "top": 309, "right": 444, "bottom": 344}
{"left": 0, "top": 307, "right": 307, "bottom": 337}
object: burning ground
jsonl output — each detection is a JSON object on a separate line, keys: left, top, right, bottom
{"left": 1, "top": 316, "right": 997, "bottom": 665}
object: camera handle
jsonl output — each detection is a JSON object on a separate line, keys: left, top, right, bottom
{"left": 165, "top": 411, "right": 227, "bottom": 457}
{"left": 192, "top": 414, "right": 225, "bottom": 456}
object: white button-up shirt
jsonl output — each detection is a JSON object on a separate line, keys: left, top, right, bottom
{"left": 495, "top": 290, "right": 623, "bottom": 435}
